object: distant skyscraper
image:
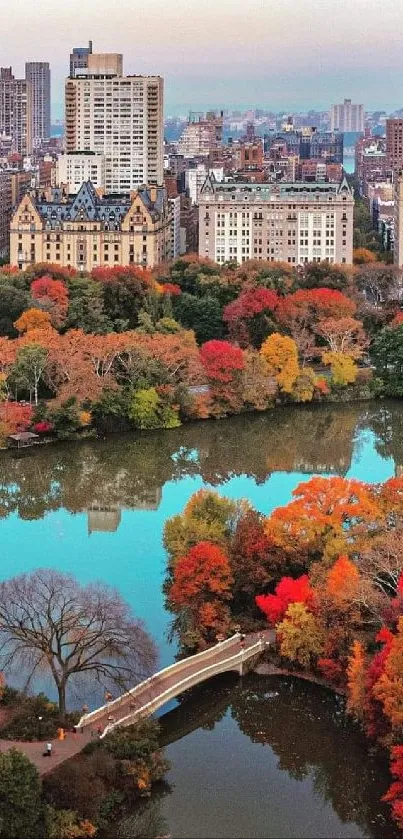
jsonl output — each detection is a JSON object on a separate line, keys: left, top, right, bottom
{"left": 25, "top": 62, "right": 51, "bottom": 147}
{"left": 330, "top": 99, "right": 364, "bottom": 133}
{"left": 70, "top": 40, "right": 93, "bottom": 77}
{"left": 0, "top": 67, "right": 31, "bottom": 155}
{"left": 65, "top": 51, "right": 164, "bottom": 191}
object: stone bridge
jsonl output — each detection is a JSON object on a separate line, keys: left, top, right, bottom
{"left": 77, "top": 631, "right": 274, "bottom": 738}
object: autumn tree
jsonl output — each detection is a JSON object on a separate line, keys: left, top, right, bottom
{"left": 30, "top": 276, "right": 69, "bottom": 327}
{"left": 256, "top": 575, "right": 315, "bottom": 626}
{"left": 164, "top": 489, "right": 244, "bottom": 565}
{"left": 383, "top": 745, "right": 403, "bottom": 829}
{"left": 0, "top": 569, "right": 155, "bottom": 716}
{"left": 373, "top": 617, "right": 403, "bottom": 730}
{"left": 200, "top": 339, "right": 245, "bottom": 414}
{"left": 353, "top": 248, "right": 377, "bottom": 265}
{"left": 276, "top": 602, "right": 324, "bottom": 668}
{"left": 241, "top": 350, "right": 276, "bottom": 411}
{"left": 14, "top": 307, "right": 52, "bottom": 334}
{"left": 322, "top": 351, "right": 358, "bottom": 386}
{"left": 167, "top": 541, "right": 234, "bottom": 643}
{"left": 315, "top": 317, "right": 367, "bottom": 359}
{"left": 260, "top": 333, "right": 299, "bottom": 393}
{"left": 230, "top": 509, "right": 277, "bottom": 607}
{"left": 346, "top": 640, "right": 367, "bottom": 719}
{"left": 264, "top": 476, "right": 381, "bottom": 563}
{"left": 326, "top": 555, "right": 360, "bottom": 606}
{"left": 223, "top": 288, "right": 278, "bottom": 347}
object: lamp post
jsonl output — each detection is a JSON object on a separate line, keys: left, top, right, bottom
{"left": 38, "top": 716, "right": 43, "bottom": 740}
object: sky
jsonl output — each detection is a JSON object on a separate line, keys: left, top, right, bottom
{"left": 2, "top": 0, "right": 402, "bottom": 119}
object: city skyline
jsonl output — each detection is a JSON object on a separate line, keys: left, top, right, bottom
{"left": 3, "top": 0, "right": 403, "bottom": 119}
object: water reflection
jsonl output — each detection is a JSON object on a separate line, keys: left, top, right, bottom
{"left": 0, "top": 402, "right": 401, "bottom": 528}
{"left": 158, "top": 674, "right": 398, "bottom": 839}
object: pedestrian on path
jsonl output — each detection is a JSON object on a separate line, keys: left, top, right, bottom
{"left": 43, "top": 742, "right": 52, "bottom": 757}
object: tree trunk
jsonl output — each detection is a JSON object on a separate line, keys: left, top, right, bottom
{"left": 57, "top": 680, "right": 67, "bottom": 719}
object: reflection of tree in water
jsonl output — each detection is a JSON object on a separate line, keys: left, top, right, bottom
{"left": 360, "top": 403, "right": 403, "bottom": 476}
{"left": 231, "top": 675, "right": 398, "bottom": 837}
{"left": 0, "top": 402, "right": 373, "bottom": 522}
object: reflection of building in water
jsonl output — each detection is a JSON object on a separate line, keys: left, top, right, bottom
{"left": 87, "top": 488, "right": 162, "bottom": 533}
{"left": 88, "top": 505, "right": 122, "bottom": 535}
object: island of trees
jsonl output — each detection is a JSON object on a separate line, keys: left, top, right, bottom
{"left": 163, "top": 476, "right": 403, "bottom": 830}
{"left": 0, "top": 254, "right": 402, "bottom": 443}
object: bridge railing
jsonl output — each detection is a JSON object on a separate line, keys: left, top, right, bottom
{"left": 100, "top": 638, "right": 265, "bottom": 738}
{"left": 77, "top": 632, "right": 241, "bottom": 729}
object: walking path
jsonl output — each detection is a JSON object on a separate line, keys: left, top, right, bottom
{"left": 0, "top": 630, "right": 274, "bottom": 775}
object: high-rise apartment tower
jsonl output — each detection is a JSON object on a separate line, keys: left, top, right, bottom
{"left": 0, "top": 67, "right": 31, "bottom": 155}
{"left": 25, "top": 62, "right": 51, "bottom": 146}
{"left": 65, "top": 51, "right": 163, "bottom": 192}
{"left": 330, "top": 99, "right": 364, "bottom": 133}
{"left": 70, "top": 41, "right": 93, "bottom": 76}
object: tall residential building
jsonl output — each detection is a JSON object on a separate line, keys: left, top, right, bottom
{"left": 65, "top": 52, "right": 163, "bottom": 192}
{"left": 0, "top": 68, "right": 31, "bottom": 155}
{"left": 25, "top": 62, "right": 51, "bottom": 147}
{"left": 330, "top": 99, "right": 364, "bottom": 133}
{"left": 10, "top": 181, "right": 171, "bottom": 271}
{"left": 386, "top": 119, "right": 403, "bottom": 171}
{"left": 199, "top": 176, "right": 353, "bottom": 266}
{"left": 70, "top": 41, "right": 93, "bottom": 76}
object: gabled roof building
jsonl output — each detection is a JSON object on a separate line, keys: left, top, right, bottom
{"left": 10, "top": 181, "right": 172, "bottom": 270}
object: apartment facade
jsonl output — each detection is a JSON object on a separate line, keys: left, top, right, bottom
{"left": 65, "top": 53, "right": 164, "bottom": 192}
{"left": 25, "top": 62, "right": 51, "bottom": 147}
{"left": 0, "top": 168, "right": 35, "bottom": 257}
{"left": 56, "top": 151, "right": 105, "bottom": 194}
{"left": 0, "top": 68, "right": 31, "bottom": 155}
{"left": 10, "top": 181, "right": 172, "bottom": 271}
{"left": 331, "top": 99, "right": 364, "bottom": 133}
{"left": 386, "top": 119, "right": 403, "bottom": 171}
{"left": 177, "top": 112, "right": 223, "bottom": 158}
{"left": 199, "top": 177, "right": 354, "bottom": 266}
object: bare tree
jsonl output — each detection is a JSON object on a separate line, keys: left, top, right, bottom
{"left": 356, "top": 527, "right": 403, "bottom": 598}
{"left": 0, "top": 569, "right": 156, "bottom": 716}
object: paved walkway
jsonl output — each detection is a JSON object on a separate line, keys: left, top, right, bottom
{"left": 0, "top": 630, "right": 274, "bottom": 775}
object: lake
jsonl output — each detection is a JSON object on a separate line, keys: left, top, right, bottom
{"left": 0, "top": 400, "right": 400, "bottom": 837}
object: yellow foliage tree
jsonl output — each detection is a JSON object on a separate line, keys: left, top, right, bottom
{"left": 14, "top": 308, "right": 52, "bottom": 334}
{"left": 260, "top": 333, "right": 299, "bottom": 394}
{"left": 322, "top": 351, "right": 357, "bottom": 386}
{"left": 276, "top": 601, "right": 324, "bottom": 668}
{"left": 346, "top": 640, "right": 366, "bottom": 718}
{"left": 291, "top": 366, "right": 316, "bottom": 403}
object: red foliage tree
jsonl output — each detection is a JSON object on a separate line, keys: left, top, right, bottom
{"left": 169, "top": 541, "right": 233, "bottom": 608}
{"left": 223, "top": 288, "right": 279, "bottom": 347}
{"left": 200, "top": 340, "right": 245, "bottom": 415}
{"left": 31, "top": 276, "right": 69, "bottom": 326}
{"left": 383, "top": 745, "right": 403, "bottom": 829}
{"left": 0, "top": 402, "right": 33, "bottom": 434}
{"left": 256, "top": 574, "right": 315, "bottom": 626}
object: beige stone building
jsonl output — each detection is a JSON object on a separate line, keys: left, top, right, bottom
{"left": 199, "top": 176, "right": 354, "bottom": 266}
{"left": 10, "top": 181, "right": 172, "bottom": 271}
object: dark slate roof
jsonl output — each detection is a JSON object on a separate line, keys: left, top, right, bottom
{"left": 31, "top": 182, "right": 166, "bottom": 229}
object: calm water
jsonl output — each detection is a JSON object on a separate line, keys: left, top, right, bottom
{"left": 0, "top": 400, "right": 401, "bottom": 837}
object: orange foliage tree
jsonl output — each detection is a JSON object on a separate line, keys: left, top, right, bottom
{"left": 14, "top": 308, "right": 52, "bottom": 334}
{"left": 30, "top": 276, "right": 69, "bottom": 327}
{"left": 346, "top": 640, "right": 367, "bottom": 718}
{"left": 260, "top": 333, "right": 299, "bottom": 394}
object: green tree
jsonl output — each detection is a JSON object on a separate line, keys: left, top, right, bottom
{"left": 129, "top": 387, "right": 180, "bottom": 430}
{"left": 0, "top": 279, "right": 30, "bottom": 337}
{"left": 66, "top": 277, "right": 111, "bottom": 334}
{"left": 173, "top": 293, "right": 223, "bottom": 343}
{"left": 0, "top": 749, "right": 42, "bottom": 839}
{"left": 10, "top": 343, "right": 48, "bottom": 404}
{"left": 371, "top": 325, "right": 403, "bottom": 396}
